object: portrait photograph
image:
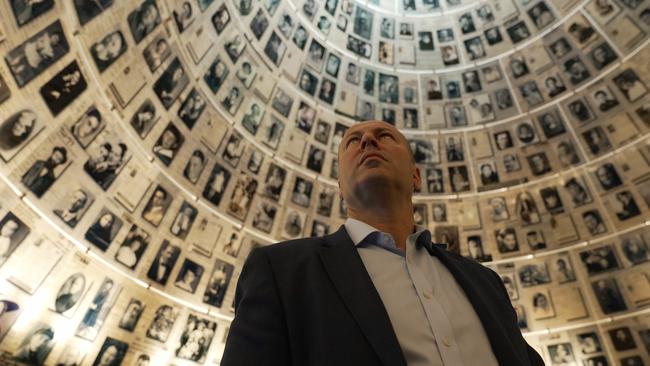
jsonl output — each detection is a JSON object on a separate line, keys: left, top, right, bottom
{"left": 12, "top": 322, "right": 55, "bottom": 365}
{"left": 621, "top": 235, "right": 649, "bottom": 265}
{"left": 175, "top": 314, "right": 217, "bottom": 362}
{"left": 251, "top": 200, "right": 277, "bottom": 233}
{"left": 613, "top": 68, "right": 648, "bottom": 102}
{"left": 0, "top": 297, "right": 20, "bottom": 343}
{"left": 579, "top": 245, "right": 620, "bottom": 275}
{"left": 547, "top": 343, "right": 575, "bottom": 364}
{"left": 318, "top": 79, "right": 336, "bottom": 104}
{"left": 183, "top": 150, "right": 207, "bottom": 184}
{"left": 263, "top": 163, "right": 286, "bottom": 201}
{"left": 250, "top": 8, "right": 269, "bottom": 39}
{"left": 178, "top": 88, "right": 206, "bottom": 129}
{"left": 143, "top": 33, "right": 171, "bottom": 72}
{"left": 39, "top": 60, "right": 87, "bottom": 116}
{"left": 0, "top": 211, "right": 30, "bottom": 267}
{"left": 170, "top": 201, "right": 198, "bottom": 239}
{"left": 146, "top": 304, "right": 179, "bottom": 342}
{"left": 118, "top": 298, "right": 145, "bottom": 332}
{"left": 153, "top": 123, "right": 184, "bottom": 166}
{"left": 222, "top": 132, "right": 244, "bottom": 167}
{"left": 579, "top": 124, "right": 608, "bottom": 154}
{"left": 76, "top": 277, "right": 120, "bottom": 340}
{"left": 518, "top": 263, "right": 551, "bottom": 287}
{"left": 448, "top": 165, "right": 470, "bottom": 193}
{"left": 264, "top": 32, "right": 286, "bottom": 66}
{"left": 221, "top": 85, "right": 244, "bottom": 115}
{"left": 115, "top": 224, "right": 150, "bottom": 269}
{"left": 526, "top": 228, "right": 548, "bottom": 251}
{"left": 282, "top": 208, "right": 306, "bottom": 239}
{"left": 91, "top": 337, "right": 128, "bottom": 366}
{"left": 74, "top": 0, "right": 113, "bottom": 25}
{"left": 608, "top": 327, "right": 637, "bottom": 351}
{"left": 90, "top": 30, "right": 128, "bottom": 73}
{"left": 594, "top": 162, "right": 623, "bottom": 190}
{"left": 142, "top": 185, "right": 172, "bottom": 227}
{"left": 530, "top": 289, "right": 555, "bottom": 320}
{"left": 5, "top": 20, "right": 69, "bottom": 87}
{"left": 83, "top": 138, "right": 131, "bottom": 190}
{"left": 271, "top": 88, "right": 294, "bottom": 118}
{"left": 147, "top": 240, "right": 181, "bottom": 285}
{"left": 211, "top": 4, "right": 230, "bottom": 34}
{"left": 153, "top": 58, "right": 189, "bottom": 109}
{"left": 127, "top": 0, "right": 161, "bottom": 44}
{"left": 84, "top": 208, "right": 123, "bottom": 251}
{"left": 203, "top": 56, "right": 229, "bottom": 93}
{"left": 203, "top": 259, "right": 234, "bottom": 307}
{"left": 71, "top": 106, "right": 104, "bottom": 148}
{"left": 550, "top": 254, "right": 576, "bottom": 283}
{"left": 236, "top": 59, "right": 257, "bottom": 89}
{"left": 507, "top": 21, "right": 530, "bottom": 44}
{"left": 592, "top": 278, "right": 627, "bottom": 314}
{"left": 509, "top": 57, "right": 530, "bottom": 79}
{"left": 172, "top": 0, "right": 195, "bottom": 33}
{"left": 577, "top": 331, "right": 602, "bottom": 354}
{"left": 0, "top": 109, "right": 43, "bottom": 162}
{"left": 203, "top": 162, "right": 231, "bottom": 206}
{"left": 53, "top": 187, "right": 94, "bottom": 228}
{"left": 583, "top": 209, "right": 607, "bottom": 235}
{"left": 175, "top": 259, "right": 204, "bottom": 293}
{"left": 130, "top": 99, "right": 158, "bottom": 138}
{"left": 227, "top": 175, "right": 258, "bottom": 221}
{"left": 467, "top": 235, "right": 492, "bottom": 262}
{"left": 291, "top": 176, "right": 313, "bottom": 207}
{"left": 50, "top": 272, "right": 89, "bottom": 318}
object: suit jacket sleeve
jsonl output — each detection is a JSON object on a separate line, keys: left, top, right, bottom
{"left": 221, "top": 248, "right": 291, "bottom": 366}
{"left": 489, "top": 269, "right": 545, "bottom": 366}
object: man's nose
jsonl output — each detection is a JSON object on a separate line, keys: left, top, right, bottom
{"left": 360, "top": 133, "right": 379, "bottom": 149}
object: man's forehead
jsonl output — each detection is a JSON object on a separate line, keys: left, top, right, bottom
{"left": 344, "top": 120, "right": 403, "bottom": 137}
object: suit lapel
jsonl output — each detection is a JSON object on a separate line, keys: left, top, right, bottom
{"left": 428, "top": 245, "right": 526, "bottom": 366}
{"left": 319, "top": 226, "right": 407, "bottom": 366}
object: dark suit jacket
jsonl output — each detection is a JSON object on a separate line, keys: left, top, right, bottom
{"left": 221, "top": 226, "right": 545, "bottom": 366}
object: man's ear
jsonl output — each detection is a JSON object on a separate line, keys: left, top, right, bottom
{"left": 413, "top": 166, "right": 422, "bottom": 190}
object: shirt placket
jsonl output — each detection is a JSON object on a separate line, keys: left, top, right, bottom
{"left": 405, "top": 243, "right": 464, "bottom": 366}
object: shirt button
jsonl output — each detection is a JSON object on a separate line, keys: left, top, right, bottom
{"left": 443, "top": 338, "right": 451, "bottom": 347}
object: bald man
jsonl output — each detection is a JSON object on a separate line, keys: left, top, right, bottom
{"left": 222, "top": 121, "right": 544, "bottom": 366}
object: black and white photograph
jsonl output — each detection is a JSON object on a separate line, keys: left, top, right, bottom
{"left": 53, "top": 188, "right": 94, "bottom": 228}
{"left": 0, "top": 297, "right": 20, "bottom": 342}
{"left": 146, "top": 304, "right": 179, "bottom": 342}
{"left": 613, "top": 68, "right": 648, "bottom": 102}
{"left": 282, "top": 208, "right": 306, "bottom": 239}
{"left": 271, "top": 88, "right": 294, "bottom": 118}
{"left": 518, "top": 263, "right": 550, "bottom": 287}
{"left": 592, "top": 86, "right": 620, "bottom": 112}
{"left": 21, "top": 146, "right": 70, "bottom": 197}
{"left": 52, "top": 272, "right": 88, "bottom": 316}
{"left": 467, "top": 235, "right": 492, "bottom": 262}
{"left": 84, "top": 208, "right": 123, "bottom": 251}
{"left": 211, "top": 4, "right": 230, "bottom": 34}
{"left": 76, "top": 277, "right": 120, "bottom": 340}
{"left": 203, "top": 56, "right": 229, "bottom": 93}
{"left": 174, "top": 259, "right": 204, "bottom": 293}
{"left": 115, "top": 224, "right": 149, "bottom": 269}
{"left": 127, "top": 0, "right": 161, "bottom": 44}
{"left": 527, "top": 1, "right": 554, "bottom": 29}
{"left": 178, "top": 88, "right": 206, "bottom": 129}
{"left": 579, "top": 245, "right": 620, "bottom": 275}
{"left": 130, "top": 99, "right": 158, "bottom": 138}
{"left": 608, "top": 327, "right": 637, "bottom": 351}
{"left": 74, "top": 0, "right": 113, "bottom": 25}
{"left": 0, "top": 109, "right": 42, "bottom": 162}
{"left": 227, "top": 175, "right": 258, "bottom": 221}
{"left": 236, "top": 59, "right": 257, "bottom": 89}
{"left": 252, "top": 200, "right": 277, "bottom": 233}
{"left": 594, "top": 163, "right": 623, "bottom": 190}
{"left": 153, "top": 58, "right": 189, "bottom": 109}
{"left": 592, "top": 278, "right": 627, "bottom": 314}
{"left": 291, "top": 176, "right": 313, "bottom": 207}
{"left": 71, "top": 106, "right": 104, "bottom": 148}
{"left": 577, "top": 332, "right": 602, "bottom": 354}
{"left": 142, "top": 185, "right": 172, "bottom": 227}
{"left": 564, "top": 177, "right": 592, "bottom": 206}
{"left": 90, "top": 30, "right": 127, "bottom": 72}
{"left": 118, "top": 298, "right": 144, "bottom": 331}
{"left": 203, "top": 162, "right": 231, "bottom": 206}
{"left": 10, "top": 0, "right": 55, "bottom": 26}
{"left": 495, "top": 227, "right": 519, "bottom": 254}
{"left": 147, "top": 240, "right": 181, "bottom": 285}
{"left": 203, "top": 259, "right": 234, "bottom": 307}
{"left": 507, "top": 21, "right": 530, "bottom": 43}
{"left": 92, "top": 337, "right": 128, "bottom": 366}
{"left": 582, "top": 209, "right": 607, "bottom": 235}
{"left": 551, "top": 254, "right": 576, "bottom": 283}
{"left": 173, "top": 1, "right": 195, "bottom": 33}
{"left": 143, "top": 33, "right": 170, "bottom": 72}
{"left": 12, "top": 323, "right": 55, "bottom": 365}
{"left": 5, "top": 21, "right": 69, "bottom": 87}
{"left": 547, "top": 343, "right": 575, "bottom": 364}
{"left": 170, "top": 201, "right": 198, "bottom": 239}
{"left": 530, "top": 290, "right": 555, "bottom": 320}
{"left": 621, "top": 235, "right": 649, "bottom": 265}
{"left": 221, "top": 85, "right": 244, "bottom": 115}
{"left": 264, "top": 31, "right": 286, "bottom": 66}
{"left": 40, "top": 61, "right": 87, "bottom": 116}
{"left": 250, "top": 8, "right": 269, "bottom": 39}
{"left": 175, "top": 314, "right": 217, "bottom": 362}
{"left": 83, "top": 138, "right": 131, "bottom": 190}
{"left": 153, "top": 123, "right": 184, "bottom": 166}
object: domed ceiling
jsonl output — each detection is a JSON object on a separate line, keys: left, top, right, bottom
{"left": 0, "top": 0, "right": 650, "bottom": 364}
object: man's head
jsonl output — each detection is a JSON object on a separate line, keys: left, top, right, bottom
{"left": 337, "top": 121, "right": 419, "bottom": 209}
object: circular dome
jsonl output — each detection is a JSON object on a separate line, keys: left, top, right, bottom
{"left": 0, "top": 0, "right": 649, "bottom": 364}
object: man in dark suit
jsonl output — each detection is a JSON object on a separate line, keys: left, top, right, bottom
{"left": 222, "top": 120, "right": 544, "bottom": 366}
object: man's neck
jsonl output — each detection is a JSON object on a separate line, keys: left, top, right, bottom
{"left": 347, "top": 204, "right": 415, "bottom": 251}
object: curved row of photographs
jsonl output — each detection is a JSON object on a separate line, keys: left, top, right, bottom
{"left": 1, "top": 153, "right": 650, "bottom": 365}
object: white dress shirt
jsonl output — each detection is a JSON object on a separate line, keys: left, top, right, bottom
{"left": 344, "top": 218, "right": 499, "bottom": 366}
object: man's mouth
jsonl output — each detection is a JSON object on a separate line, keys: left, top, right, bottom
{"left": 359, "top": 153, "right": 386, "bottom": 165}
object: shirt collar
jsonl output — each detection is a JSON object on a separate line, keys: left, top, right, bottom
{"left": 344, "top": 218, "right": 433, "bottom": 252}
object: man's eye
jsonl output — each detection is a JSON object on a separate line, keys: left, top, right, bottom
{"left": 380, "top": 134, "right": 394, "bottom": 140}
{"left": 346, "top": 137, "right": 359, "bottom": 147}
